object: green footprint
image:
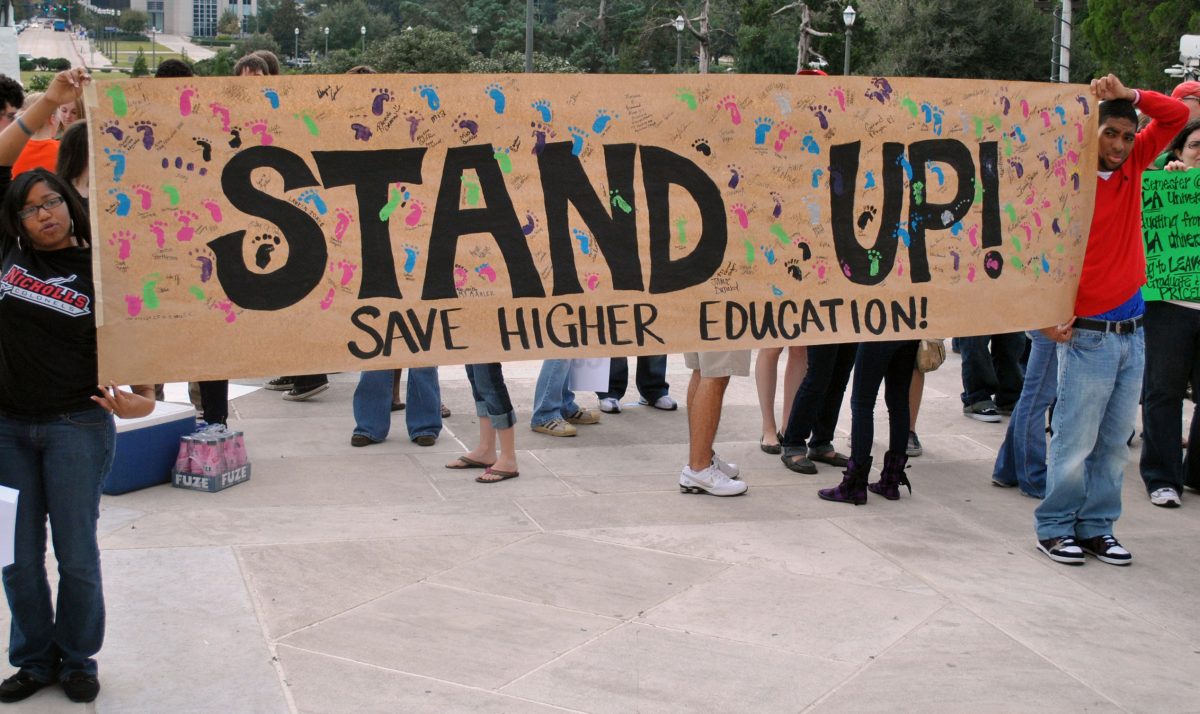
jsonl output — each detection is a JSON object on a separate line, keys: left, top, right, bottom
{"left": 674, "top": 217, "right": 687, "bottom": 246}
{"left": 972, "top": 177, "right": 984, "bottom": 204}
{"left": 141, "top": 274, "right": 161, "bottom": 310}
{"left": 294, "top": 113, "right": 319, "bottom": 136}
{"left": 743, "top": 239, "right": 755, "bottom": 265}
{"left": 493, "top": 149, "right": 513, "bottom": 174}
{"left": 675, "top": 90, "right": 697, "bottom": 111}
{"left": 105, "top": 85, "right": 128, "bottom": 118}
{"left": 987, "top": 114, "right": 1003, "bottom": 131}
{"left": 867, "top": 249, "right": 882, "bottom": 277}
{"left": 189, "top": 285, "right": 205, "bottom": 301}
{"left": 769, "top": 223, "right": 791, "bottom": 245}
{"left": 1002, "top": 135, "right": 1013, "bottom": 158}
{"left": 460, "top": 175, "right": 481, "bottom": 207}
{"left": 379, "top": 186, "right": 403, "bottom": 221}
{"left": 912, "top": 181, "right": 925, "bottom": 206}
{"left": 1011, "top": 235, "right": 1022, "bottom": 252}
{"left": 900, "top": 96, "right": 919, "bottom": 118}
{"left": 972, "top": 116, "right": 984, "bottom": 140}
{"left": 1010, "top": 255, "right": 1025, "bottom": 270}
{"left": 610, "top": 190, "right": 632, "bottom": 214}
{"left": 163, "top": 184, "right": 180, "bottom": 207}
{"left": 1003, "top": 202, "right": 1017, "bottom": 224}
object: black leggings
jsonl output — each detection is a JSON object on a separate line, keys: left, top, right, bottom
{"left": 849, "top": 341, "right": 918, "bottom": 464}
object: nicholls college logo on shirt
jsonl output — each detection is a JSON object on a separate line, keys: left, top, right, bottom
{"left": 0, "top": 265, "right": 92, "bottom": 317}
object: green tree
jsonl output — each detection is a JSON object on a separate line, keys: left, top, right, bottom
{"left": 131, "top": 48, "right": 149, "bottom": 77}
{"left": 1080, "top": 0, "right": 1200, "bottom": 92}
{"left": 193, "top": 49, "right": 235, "bottom": 76}
{"left": 118, "top": 9, "right": 149, "bottom": 35}
{"left": 302, "top": 0, "right": 393, "bottom": 56}
{"left": 361, "top": 26, "right": 471, "bottom": 73}
{"left": 859, "top": 0, "right": 1052, "bottom": 80}
{"left": 234, "top": 33, "right": 282, "bottom": 59}
{"left": 268, "top": 0, "right": 308, "bottom": 53}
{"left": 217, "top": 9, "right": 242, "bottom": 36}
{"left": 468, "top": 51, "right": 581, "bottom": 73}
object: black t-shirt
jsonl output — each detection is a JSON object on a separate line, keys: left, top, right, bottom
{"left": 0, "top": 241, "right": 100, "bottom": 415}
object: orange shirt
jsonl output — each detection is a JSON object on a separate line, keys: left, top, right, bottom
{"left": 11, "top": 138, "right": 60, "bottom": 177}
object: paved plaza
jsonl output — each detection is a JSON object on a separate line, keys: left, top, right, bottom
{"left": 5, "top": 352, "right": 1200, "bottom": 713}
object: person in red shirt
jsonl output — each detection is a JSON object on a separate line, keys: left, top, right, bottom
{"left": 1034, "top": 75, "right": 1189, "bottom": 566}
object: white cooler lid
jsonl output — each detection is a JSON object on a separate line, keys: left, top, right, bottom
{"left": 115, "top": 400, "right": 197, "bottom": 433}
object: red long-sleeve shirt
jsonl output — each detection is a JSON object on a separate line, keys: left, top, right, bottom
{"left": 1074, "top": 90, "right": 1189, "bottom": 316}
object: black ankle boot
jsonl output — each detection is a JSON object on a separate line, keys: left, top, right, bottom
{"left": 867, "top": 450, "right": 911, "bottom": 500}
{"left": 818, "top": 456, "right": 871, "bottom": 505}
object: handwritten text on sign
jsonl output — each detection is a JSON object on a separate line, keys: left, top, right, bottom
{"left": 1142, "top": 170, "right": 1200, "bottom": 302}
{"left": 86, "top": 75, "right": 1097, "bottom": 383}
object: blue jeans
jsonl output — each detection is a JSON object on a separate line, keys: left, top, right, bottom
{"left": 781, "top": 343, "right": 856, "bottom": 456}
{"left": 531, "top": 360, "right": 580, "bottom": 427}
{"left": 352, "top": 368, "right": 442, "bottom": 442}
{"left": 1140, "top": 301, "right": 1200, "bottom": 494}
{"left": 1035, "top": 327, "right": 1144, "bottom": 541}
{"left": 849, "top": 341, "right": 917, "bottom": 464}
{"left": 466, "top": 363, "right": 516, "bottom": 430}
{"left": 960, "top": 333, "right": 1026, "bottom": 408}
{"left": 596, "top": 356, "right": 669, "bottom": 401}
{"left": 0, "top": 407, "right": 115, "bottom": 681}
{"left": 992, "top": 330, "right": 1057, "bottom": 497}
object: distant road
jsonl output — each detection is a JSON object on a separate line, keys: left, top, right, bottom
{"left": 16, "top": 25, "right": 97, "bottom": 67}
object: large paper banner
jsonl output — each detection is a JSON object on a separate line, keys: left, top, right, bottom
{"left": 86, "top": 75, "right": 1097, "bottom": 383}
{"left": 1142, "top": 170, "right": 1200, "bottom": 302}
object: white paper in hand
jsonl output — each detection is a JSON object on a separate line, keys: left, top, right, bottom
{"left": 0, "top": 485, "right": 18, "bottom": 567}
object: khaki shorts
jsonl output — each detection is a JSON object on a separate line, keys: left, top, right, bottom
{"left": 683, "top": 350, "right": 751, "bottom": 378}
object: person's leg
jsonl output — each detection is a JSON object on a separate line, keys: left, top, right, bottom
{"left": 0, "top": 415, "right": 57, "bottom": 682}
{"left": 689, "top": 375, "right": 730, "bottom": 471}
{"left": 404, "top": 367, "right": 442, "bottom": 442}
{"left": 42, "top": 409, "right": 115, "bottom": 679}
{"left": 848, "top": 342, "right": 894, "bottom": 464}
{"left": 992, "top": 332, "right": 1029, "bottom": 411}
{"left": 197, "top": 380, "right": 228, "bottom": 426}
{"left": 754, "top": 347, "right": 783, "bottom": 447}
{"left": 808, "top": 343, "right": 856, "bottom": 454}
{"left": 1186, "top": 398, "right": 1200, "bottom": 492}
{"left": 882, "top": 342, "right": 917, "bottom": 454}
{"left": 352, "top": 370, "right": 394, "bottom": 442}
{"left": 1036, "top": 331, "right": 1119, "bottom": 541}
{"left": 531, "top": 359, "right": 570, "bottom": 428}
{"left": 779, "top": 346, "right": 807, "bottom": 434}
{"left": 909, "top": 369, "right": 924, "bottom": 432}
{"left": 780, "top": 344, "right": 836, "bottom": 470}
{"left": 472, "top": 363, "right": 518, "bottom": 475}
{"left": 959, "top": 336, "right": 999, "bottom": 410}
{"left": 995, "top": 330, "right": 1057, "bottom": 496}
{"left": 1139, "top": 302, "right": 1192, "bottom": 495}
{"left": 634, "top": 355, "right": 670, "bottom": 402}
{"left": 597, "top": 357, "right": 629, "bottom": 402}
{"left": 1075, "top": 330, "right": 1144, "bottom": 540}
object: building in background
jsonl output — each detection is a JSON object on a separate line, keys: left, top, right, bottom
{"left": 84, "top": 0, "right": 258, "bottom": 38}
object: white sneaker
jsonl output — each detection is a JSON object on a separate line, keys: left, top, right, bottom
{"left": 598, "top": 398, "right": 621, "bottom": 414}
{"left": 680, "top": 464, "right": 748, "bottom": 496}
{"left": 712, "top": 453, "right": 740, "bottom": 480}
{"left": 1149, "top": 487, "right": 1182, "bottom": 508}
{"left": 640, "top": 395, "right": 678, "bottom": 411}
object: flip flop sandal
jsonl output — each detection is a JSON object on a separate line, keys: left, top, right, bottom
{"left": 476, "top": 467, "right": 520, "bottom": 483}
{"left": 445, "top": 456, "right": 492, "bottom": 470}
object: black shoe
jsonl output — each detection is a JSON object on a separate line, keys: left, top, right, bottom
{"left": 264, "top": 376, "right": 295, "bottom": 392}
{"left": 1078, "top": 534, "right": 1132, "bottom": 566}
{"left": 440, "top": 404, "right": 452, "bottom": 418}
{"left": 283, "top": 382, "right": 330, "bottom": 401}
{"left": 350, "top": 434, "right": 379, "bottom": 447}
{"left": 413, "top": 434, "right": 436, "bottom": 447}
{"left": 781, "top": 452, "right": 817, "bottom": 474}
{"left": 391, "top": 401, "right": 406, "bottom": 412}
{"left": 0, "top": 670, "right": 52, "bottom": 703}
{"left": 60, "top": 673, "right": 99, "bottom": 703}
{"left": 1037, "top": 536, "right": 1084, "bottom": 565}
{"left": 808, "top": 448, "right": 849, "bottom": 467}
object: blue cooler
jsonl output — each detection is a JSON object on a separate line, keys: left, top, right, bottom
{"left": 104, "top": 402, "right": 197, "bottom": 495}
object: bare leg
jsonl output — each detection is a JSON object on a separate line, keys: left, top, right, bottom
{"left": 689, "top": 373, "right": 731, "bottom": 471}
{"left": 909, "top": 368, "right": 925, "bottom": 431}
{"left": 755, "top": 348, "right": 783, "bottom": 445}
{"left": 780, "top": 346, "right": 808, "bottom": 434}
{"left": 447, "top": 417, "right": 498, "bottom": 468}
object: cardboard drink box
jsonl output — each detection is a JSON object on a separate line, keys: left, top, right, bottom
{"left": 171, "top": 427, "right": 252, "bottom": 493}
{"left": 104, "top": 402, "right": 197, "bottom": 495}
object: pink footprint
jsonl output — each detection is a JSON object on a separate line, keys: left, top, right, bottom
{"left": 334, "top": 259, "right": 358, "bottom": 287}
{"left": 246, "top": 120, "right": 274, "bottom": 146}
{"left": 124, "top": 295, "right": 144, "bottom": 317}
{"left": 453, "top": 266, "right": 469, "bottom": 288}
{"left": 109, "top": 231, "right": 134, "bottom": 261}
{"left": 405, "top": 200, "right": 425, "bottom": 227}
{"left": 476, "top": 263, "right": 497, "bottom": 282}
{"left": 133, "top": 184, "right": 152, "bottom": 210}
{"left": 967, "top": 224, "right": 979, "bottom": 248}
{"left": 585, "top": 273, "right": 600, "bottom": 291}
{"left": 179, "top": 86, "right": 198, "bottom": 117}
{"left": 320, "top": 288, "right": 335, "bottom": 311}
{"left": 841, "top": 260, "right": 852, "bottom": 278}
{"left": 716, "top": 95, "right": 742, "bottom": 125}
{"left": 829, "top": 87, "right": 846, "bottom": 112}
{"left": 201, "top": 199, "right": 223, "bottom": 222}
{"left": 774, "top": 122, "right": 796, "bottom": 153}
{"left": 215, "top": 300, "right": 237, "bottom": 324}
{"left": 967, "top": 265, "right": 977, "bottom": 282}
{"left": 729, "top": 203, "right": 749, "bottom": 230}
{"left": 333, "top": 209, "right": 353, "bottom": 241}
{"left": 149, "top": 220, "right": 167, "bottom": 249}
{"left": 896, "top": 258, "right": 905, "bottom": 277}
{"left": 209, "top": 103, "right": 231, "bottom": 132}
{"left": 1019, "top": 99, "right": 1030, "bottom": 119}
{"left": 1032, "top": 210, "right": 1042, "bottom": 228}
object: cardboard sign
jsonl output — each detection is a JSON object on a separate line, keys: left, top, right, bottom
{"left": 84, "top": 74, "right": 1098, "bottom": 384}
{"left": 1142, "top": 169, "right": 1200, "bottom": 302}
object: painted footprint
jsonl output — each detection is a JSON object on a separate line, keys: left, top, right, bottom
{"left": 108, "top": 189, "right": 131, "bottom": 217}
{"left": 177, "top": 85, "right": 197, "bottom": 117}
{"left": 585, "top": 273, "right": 600, "bottom": 291}
{"left": 453, "top": 265, "right": 470, "bottom": 289}
{"left": 609, "top": 190, "right": 632, "bottom": 214}
{"left": 371, "top": 88, "right": 393, "bottom": 116}
{"left": 405, "top": 199, "right": 425, "bottom": 228}
{"left": 108, "top": 230, "right": 135, "bottom": 261}
{"left": 253, "top": 234, "right": 282, "bottom": 269}
{"left": 727, "top": 164, "right": 744, "bottom": 189}
{"left": 454, "top": 113, "right": 480, "bottom": 140}
{"left": 809, "top": 104, "right": 831, "bottom": 130}
{"left": 485, "top": 82, "right": 507, "bottom": 114}
{"left": 675, "top": 90, "right": 697, "bottom": 111}
{"left": 105, "top": 85, "right": 128, "bottom": 117}
{"left": 829, "top": 87, "right": 847, "bottom": 112}
{"left": 531, "top": 99, "right": 553, "bottom": 123}
{"left": 475, "top": 263, "right": 497, "bottom": 282}
{"left": 351, "top": 123, "right": 373, "bottom": 142}
{"left": 402, "top": 245, "right": 420, "bottom": 274}
{"left": 760, "top": 245, "right": 777, "bottom": 265}
{"left": 867, "top": 249, "right": 882, "bottom": 277}
{"left": 414, "top": 83, "right": 440, "bottom": 110}
{"left": 319, "top": 288, "right": 336, "bottom": 311}
{"left": 333, "top": 208, "right": 354, "bottom": 242}
{"left": 174, "top": 210, "right": 199, "bottom": 242}
{"left": 530, "top": 121, "right": 555, "bottom": 155}
{"left": 774, "top": 122, "right": 796, "bottom": 153}
{"left": 209, "top": 102, "right": 232, "bottom": 132}
{"left": 521, "top": 212, "right": 538, "bottom": 236}
{"left": 571, "top": 228, "right": 592, "bottom": 255}
{"left": 104, "top": 148, "right": 126, "bottom": 182}
{"left": 201, "top": 198, "right": 223, "bottom": 222}
{"left": 193, "top": 137, "right": 213, "bottom": 162}
{"left": 132, "top": 184, "right": 152, "bottom": 211}
{"left": 298, "top": 188, "right": 328, "bottom": 215}
{"left": 743, "top": 240, "right": 755, "bottom": 265}
{"left": 770, "top": 191, "right": 783, "bottom": 219}
{"left": 567, "top": 126, "right": 588, "bottom": 156}
{"left": 493, "top": 147, "right": 513, "bottom": 174}
{"left": 190, "top": 248, "right": 215, "bottom": 283}
{"left": 149, "top": 220, "right": 168, "bottom": 249}
{"left": 785, "top": 259, "right": 803, "bottom": 283}
{"left": 460, "top": 175, "right": 481, "bottom": 207}
{"left": 729, "top": 203, "right": 749, "bottom": 229}
{"left": 101, "top": 120, "right": 124, "bottom": 141}
{"left": 814, "top": 259, "right": 829, "bottom": 282}
{"left": 857, "top": 206, "right": 877, "bottom": 230}
{"left": 692, "top": 138, "right": 712, "bottom": 156}
{"left": 262, "top": 88, "right": 280, "bottom": 109}
{"left": 245, "top": 119, "right": 274, "bottom": 145}
{"left": 592, "top": 109, "right": 617, "bottom": 134}
{"left": 753, "top": 117, "right": 775, "bottom": 145}
{"left": 801, "top": 134, "right": 820, "bottom": 155}
{"left": 333, "top": 259, "right": 358, "bottom": 287}
{"left": 716, "top": 95, "right": 742, "bottom": 125}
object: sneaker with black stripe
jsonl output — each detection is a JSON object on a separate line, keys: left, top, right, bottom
{"left": 1078, "top": 534, "right": 1132, "bottom": 566}
{"left": 1037, "top": 536, "right": 1084, "bottom": 565}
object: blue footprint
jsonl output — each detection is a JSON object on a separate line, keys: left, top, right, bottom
{"left": 262, "top": 88, "right": 280, "bottom": 109}
{"left": 568, "top": 126, "right": 587, "bottom": 156}
{"left": 299, "top": 189, "right": 328, "bottom": 215}
{"left": 571, "top": 228, "right": 592, "bottom": 255}
{"left": 403, "top": 245, "right": 419, "bottom": 274}
{"left": 753, "top": 117, "right": 774, "bottom": 145}
{"left": 592, "top": 109, "right": 615, "bottom": 134}
{"left": 415, "top": 84, "right": 440, "bottom": 111}
{"left": 109, "top": 189, "right": 131, "bottom": 217}
{"left": 485, "top": 83, "right": 506, "bottom": 114}
{"left": 532, "top": 99, "right": 553, "bottom": 122}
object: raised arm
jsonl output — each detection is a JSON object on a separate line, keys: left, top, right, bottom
{"left": 0, "top": 67, "right": 89, "bottom": 167}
